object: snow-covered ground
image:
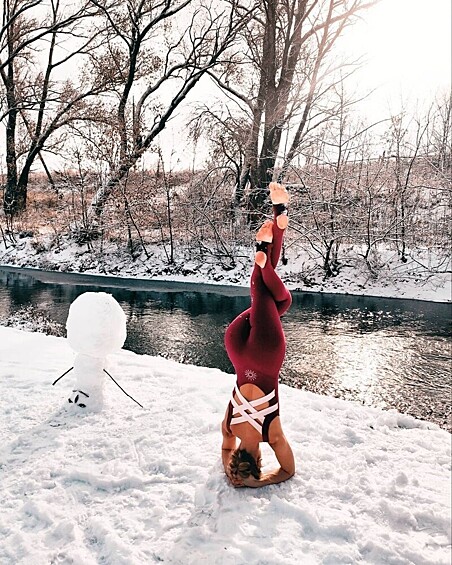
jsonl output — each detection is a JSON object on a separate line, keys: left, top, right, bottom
{"left": 0, "top": 235, "right": 450, "bottom": 303}
{"left": 1, "top": 234, "right": 450, "bottom": 563}
{"left": 1, "top": 326, "right": 450, "bottom": 565}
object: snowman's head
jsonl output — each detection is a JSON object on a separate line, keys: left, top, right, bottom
{"left": 66, "top": 292, "right": 127, "bottom": 358}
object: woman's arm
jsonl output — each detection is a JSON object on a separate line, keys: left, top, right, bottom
{"left": 221, "top": 409, "right": 237, "bottom": 474}
{"left": 242, "top": 433, "right": 295, "bottom": 488}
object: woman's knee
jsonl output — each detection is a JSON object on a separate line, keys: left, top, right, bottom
{"left": 277, "top": 293, "right": 292, "bottom": 316}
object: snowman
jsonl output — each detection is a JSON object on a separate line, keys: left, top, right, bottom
{"left": 65, "top": 292, "right": 127, "bottom": 411}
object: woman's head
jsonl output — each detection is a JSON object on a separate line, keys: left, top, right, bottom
{"left": 229, "top": 448, "right": 262, "bottom": 480}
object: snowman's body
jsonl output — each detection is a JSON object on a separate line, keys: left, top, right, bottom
{"left": 66, "top": 292, "right": 126, "bottom": 411}
{"left": 68, "top": 354, "right": 106, "bottom": 409}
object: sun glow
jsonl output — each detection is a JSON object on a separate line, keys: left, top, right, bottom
{"left": 338, "top": 0, "right": 451, "bottom": 117}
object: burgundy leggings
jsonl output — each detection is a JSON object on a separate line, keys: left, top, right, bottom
{"left": 224, "top": 209, "right": 292, "bottom": 385}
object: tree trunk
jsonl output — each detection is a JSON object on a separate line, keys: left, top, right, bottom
{"left": 3, "top": 20, "right": 20, "bottom": 216}
{"left": 3, "top": 105, "right": 19, "bottom": 215}
{"left": 259, "top": 0, "right": 308, "bottom": 187}
{"left": 279, "top": 1, "right": 333, "bottom": 181}
{"left": 244, "top": 0, "right": 277, "bottom": 220}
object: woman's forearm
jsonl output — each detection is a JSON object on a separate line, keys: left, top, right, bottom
{"left": 222, "top": 448, "right": 234, "bottom": 472}
{"left": 260, "top": 467, "right": 294, "bottom": 485}
{"left": 243, "top": 467, "right": 294, "bottom": 487}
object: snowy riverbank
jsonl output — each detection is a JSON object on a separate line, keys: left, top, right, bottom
{"left": 0, "top": 326, "right": 450, "bottom": 564}
{"left": 0, "top": 235, "right": 450, "bottom": 303}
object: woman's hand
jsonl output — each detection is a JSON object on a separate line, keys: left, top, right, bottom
{"left": 241, "top": 475, "right": 263, "bottom": 488}
{"left": 226, "top": 466, "right": 245, "bottom": 487}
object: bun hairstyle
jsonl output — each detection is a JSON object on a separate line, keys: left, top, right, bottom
{"left": 229, "top": 449, "right": 261, "bottom": 480}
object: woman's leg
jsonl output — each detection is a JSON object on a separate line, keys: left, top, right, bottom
{"left": 225, "top": 251, "right": 290, "bottom": 367}
{"left": 259, "top": 245, "right": 292, "bottom": 316}
{"left": 247, "top": 262, "right": 288, "bottom": 373}
{"left": 268, "top": 182, "right": 289, "bottom": 268}
{"left": 270, "top": 208, "right": 285, "bottom": 268}
{"left": 226, "top": 253, "right": 291, "bottom": 370}
{"left": 226, "top": 186, "right": 291, "bottom": 367}
{"left": 254, "top": 215, "right": 287, "bottom": 271}
{"left": 224, "top": 307, "right": 252, "bottom": 367}
{"left": 254, "top": 216, "right": 292, "bottom": 316}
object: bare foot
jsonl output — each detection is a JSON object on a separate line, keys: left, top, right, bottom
{"left": 276, "top": 214, "right": 288, "bottom": 230}
{"left": 255, "top": 220, "right": 273, "bottom": 268}
{"left": 255, "top": 219, "right": 273, "bottom": 243}
{"left": 269, "top": 182, "right": 289, "bottom": 205}
{"left": 255, "top": 250, "right": 267, "bottom": 268}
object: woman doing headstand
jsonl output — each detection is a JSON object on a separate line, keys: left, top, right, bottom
{"left": 221, "top": 182, "right": 295, "bottom": 488}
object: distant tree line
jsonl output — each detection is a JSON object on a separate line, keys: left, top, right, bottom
{"left": 0, "top": 0, "right": 450, "bottom": 279}
{"left": 1, "top": 0, "right": 378, "bottom": 217}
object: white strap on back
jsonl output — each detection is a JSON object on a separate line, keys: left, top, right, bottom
{"left": 232, "top": 387, "right": 275, "bottom": 414}
{"left": 230, "top": 385, "right": 278, "bottom": 435}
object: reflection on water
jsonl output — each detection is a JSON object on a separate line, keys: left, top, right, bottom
{"left": 0, "top": 266, "right": 451, "bottom": 431}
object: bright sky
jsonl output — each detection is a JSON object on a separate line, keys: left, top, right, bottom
{"left": 339, "top": 0, "right": 451, "bottom": 118}
{"left": 1, "top": 0, "right": 450, "bottom": 169}
{"left": 165, "top": 0, "right": 452, "bottom": 167}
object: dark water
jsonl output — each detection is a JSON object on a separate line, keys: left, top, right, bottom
{"left": 0, "top": 266, "right": 451, "bottom": 431}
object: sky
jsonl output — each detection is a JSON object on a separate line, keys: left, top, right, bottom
{"left": 162, "top": 0, "right": 452, "bottom": 168}
{"left": 0, "top": 0, "right": 450, "bottom": 171}
{"left": 338, "top": 0, "right": 452, "bottom": 120}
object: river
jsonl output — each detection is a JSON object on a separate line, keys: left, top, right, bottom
{"left": 0, "top": 266, "right": 450, "bottom": 431}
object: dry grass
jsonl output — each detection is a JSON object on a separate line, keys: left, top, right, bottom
{"left": 1, "top": 159, "right": 449, "bottom": 272}
{"left": 0, "top": 168, "right": 251, "bottom": 268}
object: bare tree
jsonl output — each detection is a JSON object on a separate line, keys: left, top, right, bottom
{"left": 387, "top": 109, "right": 429, "bottom": 262}
{"left": 426, "top": 90, "right": 452, "bottom": 174}
{"left": 286, "top": 81, "right": 391, "bottom": 278}
{"left": 85, "top": 0, "right": 255, "bottom": 225}
{"left": 188, "top": 102, "right": 248, "bottom": 205}
{"left": 205, "top": 0, "right": 378, "bottom": 222}
{"left": 0, "top": 0, "right": 108, "bottom": 217}
{"left": 354, "top": 149, "right": 389, "bottom": 276}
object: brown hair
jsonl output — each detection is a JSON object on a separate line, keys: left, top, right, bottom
{"left": 229, "top": 449, "right": 261, "bottom": 480}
